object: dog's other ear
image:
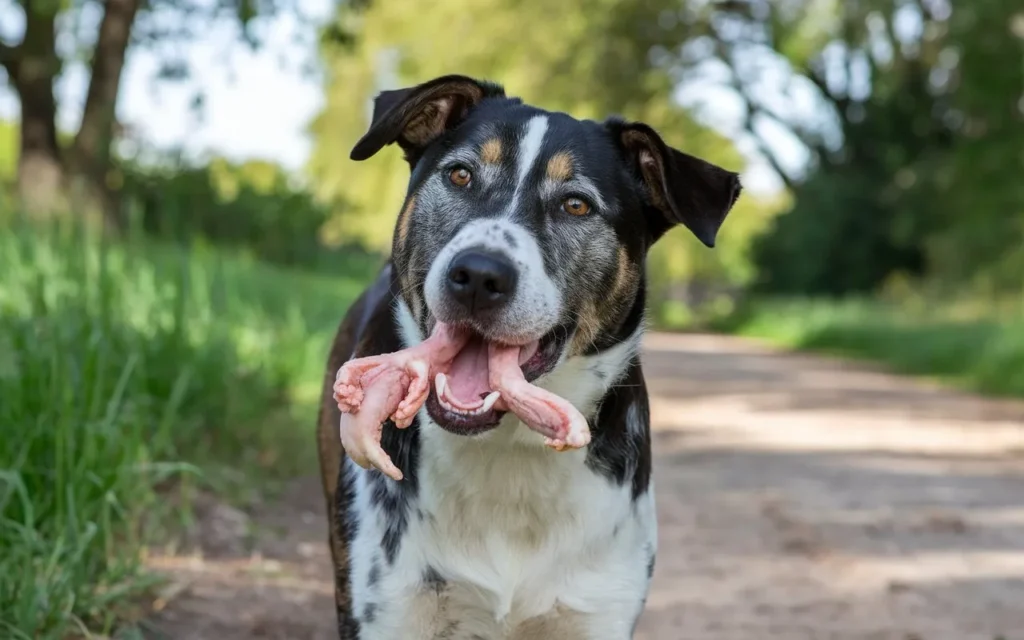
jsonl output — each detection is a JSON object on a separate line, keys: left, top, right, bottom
{"left": 350, "top": 75, "right": 506, "bottom": 164}
{"left": 607, "top": 119, "right": 742, "bottom": 248}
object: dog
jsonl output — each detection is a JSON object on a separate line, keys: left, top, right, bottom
{"left": 316, "top": 74, "right": 741, "bottom": 639}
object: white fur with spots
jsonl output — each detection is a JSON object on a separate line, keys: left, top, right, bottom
{"left": 346, "top": 299, "right": 656, "bottom": 639}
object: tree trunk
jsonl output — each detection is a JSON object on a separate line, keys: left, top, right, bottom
{"left": 14, "top": 71, "right": 64, "bottom": 218}
{"left": 10, "top": 2, "right": 65, "bottom": 218}
{"left": 69, "top": 0, "right": 141, "bottom": 229}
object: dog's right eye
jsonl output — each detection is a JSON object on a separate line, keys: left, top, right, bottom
{"left": 562, "top": 196, "right": 592, "bottom": 216}
{"left": 449, "top": 166, "right": 472, "bottom": 187}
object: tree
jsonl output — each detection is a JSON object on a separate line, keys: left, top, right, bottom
{"left": 683, "top": 0, "right": 1024, "bottom": 294}
{"left": 0, "top": 0, "right": 341, "bottom": 226}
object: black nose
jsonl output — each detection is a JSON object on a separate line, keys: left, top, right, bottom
{"left": 445, "top": 250, "right": 518, "bottom": 313}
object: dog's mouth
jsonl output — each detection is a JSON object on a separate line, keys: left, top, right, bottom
{"left": 425, "top": 326, "right": 569, "bottom": 435}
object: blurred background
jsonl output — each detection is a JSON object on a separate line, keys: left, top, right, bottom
{"left": 1, "top": 0, "right": 1022, "bottom": 637}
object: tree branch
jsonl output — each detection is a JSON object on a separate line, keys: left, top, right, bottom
{"left": 804, "top": 61, "right": 854, "bottom": 116}
{"left": 706, "top": 32, "right": 799, "bottom": 190}
{"left": 726, "top": 68, "right": 800, "bottom": 191}
{"left": 741, "top": 105, "right": 797, "bottom": 191}
{"left": 72, "top": 0, "right": 141, "bottom": 169}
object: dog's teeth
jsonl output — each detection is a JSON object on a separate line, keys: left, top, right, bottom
{"left": 481, "top": 391, "right": 500, "bottom": 413}
{"left": 435, "top": 378, "right": 498, "bottom": 418}
{"left": 438, "top": 393, "right": 455, "bottom": 412}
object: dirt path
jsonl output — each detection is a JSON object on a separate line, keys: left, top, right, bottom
{"left": 142, "top": 333, "right": 1024, "bottom": 640}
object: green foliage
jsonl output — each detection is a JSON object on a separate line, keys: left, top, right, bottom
{"left": 722, "top": 297, "right": 1024, "bottom": 398}
{"left": 0, "top": 217, "right": 371, "bottom": 638}
{"left": 744, "top": 0, "right": 1024, "bottom": 296}
{"left": 117, "top": 156, "right": 384, "bottom": 275}
{"left": 0, "top": 119, "right": 16, "bottom": 184}
{"left": 750, "top": 168, "right": 925, "bottom": 295}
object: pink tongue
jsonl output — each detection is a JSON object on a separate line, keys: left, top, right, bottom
{"left": 444, "top": 334, "right": 536, "bottom": 408}
{"left": 446, "top": 335, "right": 492, "bottom": 407}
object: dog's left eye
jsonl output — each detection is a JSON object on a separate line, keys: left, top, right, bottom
{"left": 562, "top": 197, "right": 591, "bottom": 216}
{"left": 449, "top": 166, "right": 472, "bottom": 187}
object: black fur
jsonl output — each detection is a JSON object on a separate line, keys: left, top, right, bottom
{"left": 350, "top": 75, "right": 507, "bottom": 166}
{"left": 584, "top": 359, "right": 652, "bottom": 502}
{"left": 334, "top": 460, "right": 362, "bottom": 638}
{"left": 362, "top": 602, "right": 378, "bottom": 624}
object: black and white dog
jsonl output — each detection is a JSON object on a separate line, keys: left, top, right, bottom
{"left": 316, "top": 74, "right": 741, "bottom": 639}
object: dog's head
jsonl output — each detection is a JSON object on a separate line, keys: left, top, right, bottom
{"left": 351, "top": 74, "right": 741, "bottom": 434}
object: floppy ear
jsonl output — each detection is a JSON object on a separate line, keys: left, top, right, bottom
{"left": 350, "top": 74, "right": 506, "bottom": 164}
{"left": 607, "top": 119, "right": 742, "bottom": 248}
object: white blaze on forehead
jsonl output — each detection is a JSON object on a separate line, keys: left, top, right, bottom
{"left": 516, "top": 116, "right": 549, "bottom": 185}
{"left": 508, "top": 115, "right": 549, "bottom": 213}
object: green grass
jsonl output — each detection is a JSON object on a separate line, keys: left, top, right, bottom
{"left": 718, "top": 297, "right": 1024, "bottom": 398}
{"left": 0, "top": 219, "right": 376, "bottom": 638}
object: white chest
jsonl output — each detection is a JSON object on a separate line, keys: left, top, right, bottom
{"left": 345, "top": 302, "right": 656, "bottom": 638}
{"left": 347, "top": 419, "right": 657, "bottom": 640}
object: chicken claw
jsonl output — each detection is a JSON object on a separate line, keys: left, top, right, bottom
{"left": 488, "top": 343, "right": 592, "bottom": 449}
{"left": 339, "top": 367, "right": 409, "bottom": 481}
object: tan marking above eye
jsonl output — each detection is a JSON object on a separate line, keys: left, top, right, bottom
{"left": 481, "top": 138, "right": 502, "bottom": 164}
{"left": 449, "top": 167, "right": 472, "bottom": 187}
{"left": 546, "top": 152, "right": 574, "bottom": 181}
{"left": 562, "top": 197, "right": 591, "bottom": 216}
